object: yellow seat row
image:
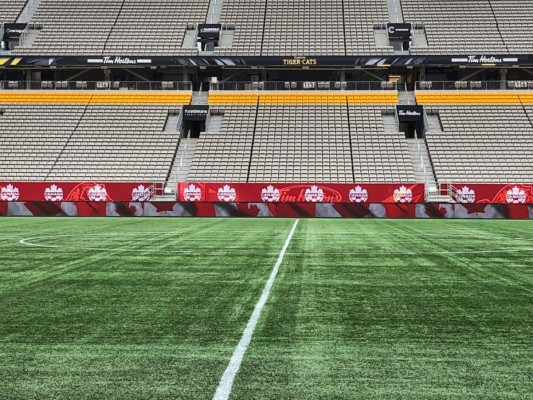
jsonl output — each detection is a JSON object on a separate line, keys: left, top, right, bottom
{"left": 208, "top": 92, "right": 259, "bottom": 105}
{"left": 208, "top": 91, "right": 398, "bottom": 105}
{"left": 0, "top": 92, "right": 93, "bottom": 103}
{"left": 89, "top": 93, "right": 192, "bottom": 104}
{"left": 259, "top": 93, "right": 348, "bottom": 104}
{"left": 416, "top": 91, "right": 521, "bottom": 104}
{"left": 0, "top": 91, "right": 192, "bottom": 105}
{"left": 519, "top": 93, "right": 533, "bottom": 104}
{"left": 347, "top": 92, "right": 398, "bottom": 105}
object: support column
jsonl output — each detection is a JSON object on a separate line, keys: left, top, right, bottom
{"left": 500, "top": 68, "right": 507, "bottom": 89}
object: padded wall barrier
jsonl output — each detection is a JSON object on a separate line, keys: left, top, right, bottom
{"left": 1, "top": 202, "right": 532, "bottom": 219}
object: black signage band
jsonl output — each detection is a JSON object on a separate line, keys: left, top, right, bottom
{"left": 1, "top": 54, "right": 532, "bottom": 68}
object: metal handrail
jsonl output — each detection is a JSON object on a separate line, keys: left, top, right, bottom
{"left": 211, "top": 81, "right": 398, "bottom": 91}
{"left": 415, "top": 80, "right": 533, "bottom": 91}
{"left": 0, "top": 80, "right": 193, "bottom": 91}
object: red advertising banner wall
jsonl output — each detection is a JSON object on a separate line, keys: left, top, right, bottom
{"left": 0, "top": 182, "right": 154, "bottom": 202}
{"left": 177, "top": 182, "right": 425, "bottom": 204}
{"left": 453, "top": 184, "right": 533, "bottom": 204}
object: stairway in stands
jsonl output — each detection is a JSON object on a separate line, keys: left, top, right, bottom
{"left": 406, "top": 138, "right": 438, "bottom": 190}
{"left": 398, "top": 88, "right": 442, "bottom": 198}
{"left": 386, "top": 0, "right": 404, "bottom": 23}
{"left": 164, "top": 91, "right": 212, "bottom": 192}
{"left": 206, "top": 0, "right": 224, "bottom": 24}
{"left": 16, "top": 0, "right": 43, "bottom": 23}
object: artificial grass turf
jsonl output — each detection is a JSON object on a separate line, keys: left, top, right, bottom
{"left": 232, "top": 220, "right": 533, "bottom": 399}
{"left": 0, "top": 218, "right": 532, "bottom": 399}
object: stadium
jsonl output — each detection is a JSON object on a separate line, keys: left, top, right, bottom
{"left": 0, "top": 0, "right": 532, "bottom": 399}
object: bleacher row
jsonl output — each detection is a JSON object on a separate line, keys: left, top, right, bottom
{"left": 2, "top": 0, "right": 532, "bottom": 55}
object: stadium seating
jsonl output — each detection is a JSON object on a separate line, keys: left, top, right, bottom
{"left": 188, "top": 106, "right": 256, "bottom": 182}
{"left": 0, "top": 91, "right": 192, "bottom": 181}
{"left": 0, "top": 91, "right": 192, "bottom": 104}
{"left": 15, "top": 0, "right": 124, "bottom": 55}
{"left": 47, "top": 105, "right": 178, "bottom": 182}
{"left": 344, "top": 0, "right": 393, "bottom": 55}
{"left": 103, "top": 0, "right": 209, "bottom": 55}
{"left": 216, "top": 0, "right": 392, "bottom": 56}
{"left": 208, "top": 91, "right": 399, "bottom": 105}
{"left": 214, "top": 0, "right": 267, "bottom": 56}
{"left": 261, "top": 0, "right": 346, "bottom": 56}
{"left": 13, "top": 0, "right": 209, "bottom": 55}
{"left": 350, "top": 106, "right": 415, "bottom": 183}
{"left": 10, "top": 0, "right": 396, "bottom": 56}
{"left": 403, "top": 0, "right": 509, "bottom": 54}
{"left": 0, "top": 0, "right": 27, "bottom": 22}
{"left": 422, "top": 105, "right": 533, "bottom": 183}
{"left": 416, "top": 90, "right": 533, "bottom": 183}
{"left": 0, "top": 105, "right": 87, "bottom": 180}
{"left": 248, "top": 105, "right": 354, "bottom": 183}
{"left": 415, "top": 91, "right": 521, "bottom": 105}
{"left": 188, "top": 91, "right": 414, "bottom": 183}
{"left": 490, "top": 0, "right": 533, "bottom": 54}
{"left": 8, "top": 0, "right": 532, "bottom": 55}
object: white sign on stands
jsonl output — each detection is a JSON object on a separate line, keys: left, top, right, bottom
{"left": 451, "top": 56, "right": 519, "bottom": 64}
{"left": 86, "top": 57, "right": 152, "bottom": 65}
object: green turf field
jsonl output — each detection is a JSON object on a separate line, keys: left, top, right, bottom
{"left": 0, "top": 218, "right": 532, "bottom": 399}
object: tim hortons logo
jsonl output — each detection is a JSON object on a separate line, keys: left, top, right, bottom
{"left": 44, "top": 184, "right": 64, "bottom": 201}
{"left": 0, "top": 184, "right": 20, "bottom": 201}
{"left": 183, "top": 184, "right": 202, "bottom": 202}
{"left": 131, "top": 185, "right": 152, "bottom": 202}
{"left": 506, "top": 187, "right": 526, "bottom": 204}
{"left": 456, "top": 186, "right": 476, "bottom": 203}
{"left": 276, "top": 185, "right": 343, "bottom": 203}
{"left": 217, "top": 185, "right": 237, "bottom": 202}
{"left": 87, "top": 184, "right": 108, "bottom": 202}
{"left": 393, "top": 186, "right": 413, "bottom": 203}
{"left": 103, "top": 56, "right": 138, "bottom": 65}
{"left": 349, "top": 186, "right": 369, "bottom": 203}
{"left": 467, "top": 55, "right": 503, "bottom": 64}
{"left": 398, "top": 110, "right": 421, "bottom": 117}
{"left": 261, "top": 185, "right": 280, "bottom": 202}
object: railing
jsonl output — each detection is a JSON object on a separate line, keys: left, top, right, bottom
{"left": 416, "top": 80, "right": 533, "bottom": 91}
{"left": 18, "top": 24, "right": 29, "bottom": 48}
{"left": 449, "top": 184, "right": 462, "bottom": 203}
{"left": 211, "top": 81, "right": 397, "bottom": 91}
{"left": 0, "top": 80, "right": 193, "bottom": 91}
{"left": 414, "top": 137, "right": 430, "bottom": 189}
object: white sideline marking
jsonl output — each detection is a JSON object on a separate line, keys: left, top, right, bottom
{"left": 212, "top": 219, "right": 300, "bottom": 400}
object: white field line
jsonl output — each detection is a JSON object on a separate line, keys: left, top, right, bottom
{"left": 212, "top": 219, "right": 300, "bottom": 400}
